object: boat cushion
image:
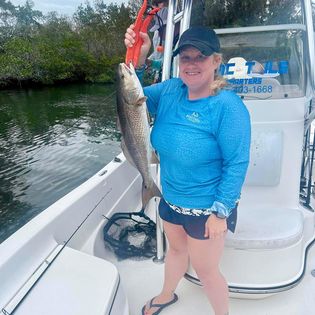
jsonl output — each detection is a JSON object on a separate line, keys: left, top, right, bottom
{"left": 14, "top": 246, "right": 120, "bottom": 315}
{"left": 225, "top": 208, "right": 304, "bottom": 250}
{"left": 244, "top": 128, "right": 283, "bottom": 186}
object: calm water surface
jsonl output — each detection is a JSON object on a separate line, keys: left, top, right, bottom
{"left": 0, "top": 84, "right": 121, "bottom": 243}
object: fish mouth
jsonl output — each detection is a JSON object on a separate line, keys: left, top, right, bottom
{"left": 121, "top": 62, "right": 135, "bottom": 75}
{"left": 118, "top": 62, "right": 137, "bottom": 81}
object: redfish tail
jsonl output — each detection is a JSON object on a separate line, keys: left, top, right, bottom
{"left": 141, "top": 181, "right": 162, "bottom": 212}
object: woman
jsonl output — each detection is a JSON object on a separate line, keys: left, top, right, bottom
{"left": 124, "top": 25, "right": 251, "bottom": 315}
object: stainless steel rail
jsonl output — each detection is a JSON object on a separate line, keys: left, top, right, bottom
{"left": 155, "top": 0, "right": 193, "bottom": 263}
{"left": 303, "top": 0, "right": 315, "bottom": 95}
{"left": 161, "top": 0, "right": 193, "bottom": 81}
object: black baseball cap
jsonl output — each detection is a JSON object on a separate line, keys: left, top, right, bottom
{"left": 173, "top": 26, "right": 220, "bottom": 56}
{"left": 152, "top": 0, "right": 167, "bottom": 4}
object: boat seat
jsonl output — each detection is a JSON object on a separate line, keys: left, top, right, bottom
{"left": 12, "top": 246, "right": 127, "bottom": 315}
{"left": 225, "top": 208, "right": 304, "bottom": 250}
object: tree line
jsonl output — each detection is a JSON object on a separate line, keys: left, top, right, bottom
{"left": 0, "top": 0, "right": 135, "bottom": 88}
{"left": 0, "top": 0, "right": 311, "bottom": 89}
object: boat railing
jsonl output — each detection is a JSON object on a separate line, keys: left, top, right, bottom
{"left": 215, "top": 24, "right": 306, "bottom": 33}
{"left": 303, "top": 0, "right": 315, "bottom": 94}
{"left": 153, "top": 0, "right": 195, "bottom": 263}
{"left": 162, "top": 0, "right": 193, "bottom": 81}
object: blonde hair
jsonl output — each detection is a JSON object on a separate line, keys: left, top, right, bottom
{"left": 209, "top": 53, "right": 227, "bottom": 95}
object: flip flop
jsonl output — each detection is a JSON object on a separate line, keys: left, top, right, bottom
{"left": 141, "top": 293, "right": 178, "bottom": 315}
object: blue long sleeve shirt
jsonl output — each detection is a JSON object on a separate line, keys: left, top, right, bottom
{"left": 143, "top": 77, "right": 251, "bottom": 217}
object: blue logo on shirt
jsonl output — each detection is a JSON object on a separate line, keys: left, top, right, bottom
{"left": 186, "top": 112, "right": 200, "bottom": 123}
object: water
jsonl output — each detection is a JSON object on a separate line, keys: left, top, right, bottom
{"left": 0, "top": 84, "right": 121, "bottom": 243}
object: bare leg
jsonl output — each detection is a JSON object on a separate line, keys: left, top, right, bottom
{"left": 187, "top": 234, "right": 228, "bottom": 315}
{"left": 143, "top": 221, "right": 189, "bottom": 315}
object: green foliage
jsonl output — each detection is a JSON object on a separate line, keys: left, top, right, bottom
{"left": 0, "top": 0, "right": 133, "bottom": 88}
{"left": 0, "top": 0, "right": 312, "bottom": 88}
{"left": 0, "top": 37, "right": 38, "bottom": 84}
{"left": 127, "top": 0, "right": 143, "bottom": 18}
{"left": 72, "top": 1, "right": 133, "bottom": 83}
{"left": 15, "top": 0, "right": 43, "bottom": 27}
{"left": 0, "top": 0, "right": 17, "bottom": 47}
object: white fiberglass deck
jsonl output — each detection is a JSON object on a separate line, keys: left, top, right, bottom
{"left": 1, "top": 157, "right": 314, "bottom": 315}
{"left": 112, "top": 245, "right": 315, "bottom": 315}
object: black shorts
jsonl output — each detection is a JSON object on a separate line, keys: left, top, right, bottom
{"left": 158, "top": 198, "right": 237, "bottom": 240}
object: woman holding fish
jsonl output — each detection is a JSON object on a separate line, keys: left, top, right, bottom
{"left": 123, "top": 22, "right": 251, "bottom": 315}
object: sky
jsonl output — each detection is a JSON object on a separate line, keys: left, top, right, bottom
{"left": 10, "top": 0, "right": 128, "bottom": 16}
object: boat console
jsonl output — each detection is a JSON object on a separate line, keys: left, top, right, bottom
{"left": 161, "top": 0, "right": 315, "bottom": 296}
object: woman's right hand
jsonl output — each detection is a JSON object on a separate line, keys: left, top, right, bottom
{"left": 124, "top": 24, "right": 151, "bottom": 67}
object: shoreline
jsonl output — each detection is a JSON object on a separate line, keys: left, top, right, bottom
{"left": 0, "top": 77, "right": 117, "bottom": 91}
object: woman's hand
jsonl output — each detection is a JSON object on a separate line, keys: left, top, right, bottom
{"left": 124, "top": 24, "right": 151, "bottom": 67}
{"left": 204, "top": 215, "right": 227, "bottom": 239}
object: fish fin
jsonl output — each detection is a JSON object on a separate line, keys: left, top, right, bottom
{"left": 141, "top": 181, "right": 162, "bottom": 211}
{"left": 150, "top": 150, "right": 160, "bottom": 164}
{"left": 116, "top": 117, "right": 121, "bottom": 131}
{"left": 135, "top": 96, "right": 147, "bottom": 106}
{"left": 121, "top": 138, "right": 136, "bottom": 168}
{"left": 146, "top": 108, "right": 152, "bottom": 125}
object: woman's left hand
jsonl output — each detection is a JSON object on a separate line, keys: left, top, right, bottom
{"left": 204, "top": 215, "right": 227, "bottom": 239}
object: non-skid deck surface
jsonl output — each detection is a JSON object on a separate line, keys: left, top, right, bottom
{"left": 113, "top": 246, "right": 315, "bottom": 315}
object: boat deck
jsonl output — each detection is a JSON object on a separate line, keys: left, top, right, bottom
{"left": 101, "top": 240, "right": 315, "bottom": 315}
{"left": 92, "top": 196, "right": 315, "bottom": 315}
{"left": 95, "top": 239, "right": 315, "bottom": 315}
{"left": 2, "top": 161, "right": 314, "bottom": 315}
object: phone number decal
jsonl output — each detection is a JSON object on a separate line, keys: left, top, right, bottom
{"left": 233, "top": 85, "right": 273, "bottom": 94}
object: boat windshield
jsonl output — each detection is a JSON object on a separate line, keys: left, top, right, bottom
{"left": 190, "top": 0, "right": 306, "bottom": 99}
{"left": 191, "top": 0, "right": 302, "bottom": 28}
{"left": 218, "top": 28, "right": 305, "bottom": 99}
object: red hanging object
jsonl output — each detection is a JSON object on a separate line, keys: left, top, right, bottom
{"left": 125, "top": 1, "right": 160, "bottom": 68}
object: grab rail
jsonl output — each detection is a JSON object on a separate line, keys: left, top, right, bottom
{"left": 162, "top": 0, "right": 193, "bottom": 81}
{"left": 154, "top": 0, "right": 193, "bottom": 263}
{"left": 303, "top": 0, "right": 315, "bottom": 131}
{"left": 215, "top": 24, "right": 306, "bottom": 34}
{"left": 303, "top": 0, "right": 315, "bottom": 95}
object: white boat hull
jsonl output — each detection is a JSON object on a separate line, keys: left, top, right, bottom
{"left": 1, "top": 154, "right": 314, "bottom": 314}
